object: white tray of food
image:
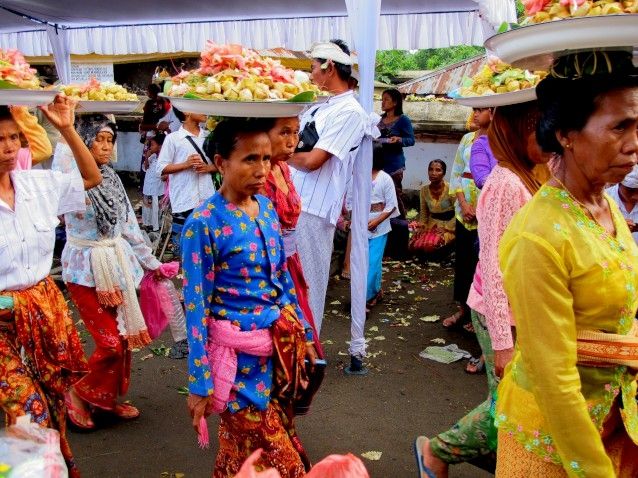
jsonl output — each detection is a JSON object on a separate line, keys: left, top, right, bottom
{"left": 0, "top": 89, "right": 58, "bottom": 107}
{"left": 485, "top": 14, "right": 638, "bottom": 70}
{"left": 163, "top": 95, "right": 316, "bottom": 118}
{"left": 452, "top": 87, "right": 537, "bottom": 107}
{"left": 76, "top": 100, "right": 141, "bottom": 113}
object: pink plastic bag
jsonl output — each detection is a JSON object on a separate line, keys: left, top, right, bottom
{"left": 140, "top": 272, "right": 170, "bottom": 339}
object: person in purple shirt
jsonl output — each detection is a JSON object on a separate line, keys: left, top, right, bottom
{"left": 469, "top": 110, "right": 496, "bottom": 189}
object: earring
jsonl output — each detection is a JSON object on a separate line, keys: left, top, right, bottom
{"left": 564, "top": 143, "right": 572, "bottom": 149}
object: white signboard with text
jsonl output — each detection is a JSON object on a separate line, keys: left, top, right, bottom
{"left": 70, "top": 63, "right": 114, "bottom": 83}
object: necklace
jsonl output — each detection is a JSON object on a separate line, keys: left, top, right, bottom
{"left": 552, "top": 175, "right": 617, "bottom": 239}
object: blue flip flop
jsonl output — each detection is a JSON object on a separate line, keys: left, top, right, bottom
{"left": 413, "top": 436, "right": 437, "bottom": 478}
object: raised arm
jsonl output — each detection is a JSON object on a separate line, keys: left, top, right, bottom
{"left": 10, "top": 106, "right": 52, "bottom": 164}
{"left": 39, "top": 96, "right": 101, "bottom": 190}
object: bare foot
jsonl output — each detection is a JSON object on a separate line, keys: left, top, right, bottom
{"left": 422, "top": 438, "right": 449, "bottom": 478}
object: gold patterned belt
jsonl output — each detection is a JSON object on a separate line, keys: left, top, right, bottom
{"left": 576, "top": 321, "right": 638, "bottom": 369}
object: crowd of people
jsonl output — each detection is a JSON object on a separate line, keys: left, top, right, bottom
{"left": 0, "top": 37, "right": 637, "bottom": 478}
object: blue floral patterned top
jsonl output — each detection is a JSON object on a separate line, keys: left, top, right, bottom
{"left": 181, "top": 192, "right": 311, "bottom": 412}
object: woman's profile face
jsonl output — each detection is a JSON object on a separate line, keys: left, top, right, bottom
{"left": 0, "top": 118, "right": 21, "bottom": 172}
{"left": 381, "top": 93, "right": 397, "bottom": 113}
{"left": 216, "top": 132, "right": 272, "bottom": 197}
{"left": 428, "top": 162, "right": 445, "bottom": 182}
{"left": 90, "top": 131, "right": 114, "bottom": 166}
{"left": 267, "top": 117, "right": 299, "bottom": 162}
{"left": 473, "top": 108, "right": 492, "bottom": 129}
{"left": 567, "top": 87, "right": 638, "bottom": 186}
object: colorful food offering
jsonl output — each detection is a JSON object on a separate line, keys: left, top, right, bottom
{"left": 459, "top": 58, "right": 547, "bottom": 96}
{"left": 0, "top": 49, "right": 41, "bottom": 89}
{"left": 521, "top": 0, "right": 638, "bottom": 24}
{"left": 59, "top": 77, "right": 138, "bottom": 101}
{"left": 164, "top": 41, "right": 321, "bottom": 101}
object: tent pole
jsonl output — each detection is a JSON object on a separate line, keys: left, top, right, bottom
{"left": 345, "top": 0, "right": 381, "bottom": 362}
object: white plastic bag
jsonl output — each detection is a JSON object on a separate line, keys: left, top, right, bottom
{"left": 0, "top": 415, "right": 68, "bottom": 478}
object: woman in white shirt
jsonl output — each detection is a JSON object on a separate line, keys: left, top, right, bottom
{"left": 0, "top": 96, "right": 102, "bottom": 478}
{"left": 347, "top": 145, "right": 399, "bottom": 309}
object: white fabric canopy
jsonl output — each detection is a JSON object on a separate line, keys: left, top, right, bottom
{"left": 0, "top": 0, "right": 516, "bottom": 360}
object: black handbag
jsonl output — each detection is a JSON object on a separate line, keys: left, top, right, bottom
{"left": 295, "top": 108, "right": 320, "bottom": 153}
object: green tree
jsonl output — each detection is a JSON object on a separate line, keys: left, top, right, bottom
{"left": 374, "top": 46, "right": 485, "bottom": 83}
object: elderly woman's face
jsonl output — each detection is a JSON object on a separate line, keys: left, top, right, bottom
{"left": 567, "top": 87, "right": 638, "bottom": 185}
{"left": 267, "top": 117, "right": 299, "bottom": 162}
{"left": 0, "top": 118, "right": 20, "bottom": 173}
{"left": 90, "top": 131, "right": 114, "bottom": 165}
{"left": 216, "top": 132, "right": 271, "bottom": 198}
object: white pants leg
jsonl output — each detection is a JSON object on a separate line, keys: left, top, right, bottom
{"left": 295, "top": 212, "right": 335, "bottom": 336}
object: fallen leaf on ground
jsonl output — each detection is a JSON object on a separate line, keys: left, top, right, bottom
{"left": 361, "top": 451, "right": 383, "bottom": 461}
{"left": 368, "top": 325, "right": 379, "bottom": 332}
{"left": 177, "top": 386, "right": 189, "bottom": 395}
{"left": 175, "top": 474, "right": 185, "bottom": 478}
{"left": 330, "top": 300, "right": 341, "bottom": 305}
{"left": 331, "top": 310, "right": 339, "bottom": 314}
{"left": 140, "top": 353, "right": 154, "bottom": 361}
{"left": 407, "top": 290, "right": 415, "bottom": 295}
{"left": 337, "top": 351, "right": 348, "bottom": 356}
{"left": 398, "top": 336, "right": 407, "bottom": 341}
{"left": 373, "top": 335, "right": 386, "bottom": 341}
{"left": 322, "top": 339, "right": 334, "bottom": 345}
{"left": 419, "top": 315, "right": 441, "bottom": 323}
{"left": 430, "top": 338, "right": 446, "bottom": 344}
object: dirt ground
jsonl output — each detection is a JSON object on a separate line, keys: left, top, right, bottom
{"left": 66, "top": 256, "right": 492, "bottom": 478}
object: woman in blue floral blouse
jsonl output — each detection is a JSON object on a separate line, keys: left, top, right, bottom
{"left": 182, "top": 118, "right": 317, "bottom": 477}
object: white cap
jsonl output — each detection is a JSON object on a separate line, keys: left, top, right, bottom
{"left": 310, "top": 41, "right": 353, "bottom": 66}
{"left": 622, "top": 165, "right": 638, "bottom": 188}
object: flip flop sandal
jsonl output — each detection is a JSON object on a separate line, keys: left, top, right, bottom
{"left": 113, "top": 403, "right": 140, "bottom": 420}
{"left": 465, "top": 356, "right": 485, "bottom": 374}
{"left": 64, "top": 392, "right": 95, "bottom": 430}
{"left": 463, "top": 322, "right": 476, "bottom": 334}
{"left": 413, "top": 436, "right": 437, "bottom": 478}
{"left": 441, "top": 310, "right": 464, "bottom": 329}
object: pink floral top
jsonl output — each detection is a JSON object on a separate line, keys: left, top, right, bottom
{"left": 468, "top": 165, "right": 532, "bottom": 350}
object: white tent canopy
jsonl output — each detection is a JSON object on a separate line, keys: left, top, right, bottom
{"left": 0, "top": 0, "right": 516, "bottom": 360}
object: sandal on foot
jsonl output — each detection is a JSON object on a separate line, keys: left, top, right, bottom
{"left": 441, "top": 310, "right": 464, "bottom": 329}
{"left": 463, "top": 322, "right": 476, "bottom": 334}
{"left": 112, "top": 403, "right": 140, "bottom": 420}
{"left": 64, "top": 392, "right": 95, "bottom": 430}
{"left": 465, "top": 356, "right": 485, "bottom": 374}
{"left": 414, "top": 436, "right": 437, "bottom": 478}
{"left": 340, "top": 271, "right": 351, "bottom": 280}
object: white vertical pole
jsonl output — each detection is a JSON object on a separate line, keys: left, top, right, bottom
{"left": 345, "top": 0, "right": 381, "bottom": 360}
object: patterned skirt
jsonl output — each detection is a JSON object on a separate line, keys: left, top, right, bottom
{"left": 214, "top": 400, "right": 308, "bottom": 478}
{"left": 496, "top": 403, "right": 638, "bottom": 477}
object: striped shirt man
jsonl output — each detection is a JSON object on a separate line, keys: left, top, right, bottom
{"left": 290, "top": 90, "right": 366, "bottom": 226}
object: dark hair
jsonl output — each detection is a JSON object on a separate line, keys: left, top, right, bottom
{"left": 147, "top": 83, "right": 161, "bottom": 95}
{"left": 150, "top": 133, "right": 166, "bottom": 146}
{"left": 171, "top": 105, "right": 185, "bottom": 122}
{"left": 315, "top": 39, "right": 352, "bottom": 82}
{"left": 372, "top": 144, "right": 385, "bottom": 171}
{"left": 204, "top": 118, "right": 270, "bottom": 159}
{"left": 429, "top": 159, "right": 447, "bottom": 175}
{"left": 536, "top": 74, "right": 638, "bottom": 155}
{"left": 0, "top": 105, "right": 12, "bottom": 122}
{"left": 382, "top": 89, "right": 403, "bottom": 116}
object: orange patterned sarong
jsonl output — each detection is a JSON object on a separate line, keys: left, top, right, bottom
{"left": 3, "top": 277, "right": 88, "bottom": 477}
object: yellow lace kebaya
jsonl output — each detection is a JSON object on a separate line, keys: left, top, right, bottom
{"left": 497, "top": 185, "right": 638, "bottom": 478}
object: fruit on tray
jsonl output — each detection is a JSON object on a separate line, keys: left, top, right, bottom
{"left": 459, "top": 58, "right": 547, "bottom": 96}
{"left": 165, "top": 41, "right": 321, "bottom": 101}
{"left": 59, "top": 77, "right": 138, "bottom": 101}
{"left": 521, "top": 0, "right": 638, "bottom": 24}
{"left": 0, "top": 49, "right": 41, "bottom": 89}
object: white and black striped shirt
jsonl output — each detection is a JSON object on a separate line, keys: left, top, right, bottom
{"left": 291, "top": 91, "right": 366, "bottom": 226}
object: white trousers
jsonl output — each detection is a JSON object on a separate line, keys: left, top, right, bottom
{"left": 295, "top": 212, "right": 335, "bottom": 336}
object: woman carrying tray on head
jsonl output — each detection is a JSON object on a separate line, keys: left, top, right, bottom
{"left": 52, "top": 114, "right": 166, "bottom": 429}
{"left": 183, "top": 118, "right": 317, "bottom": 477}
{"left": 0, "top": 96, "right": 102, "bottom": 477}
{"left": 495, "top": 51, "right": 638, "bottom": 477}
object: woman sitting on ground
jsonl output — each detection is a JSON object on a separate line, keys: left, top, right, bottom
{"left": 52, "top": 114, "right": 164, "bottom": 430}
{"left": 410, "top": 159, "right": 455, "bottom": 257}
{"left": 0, "top": 96, "right": 102, "bottom": 477}
{"left": 183, "top": 118, "right": 317, "bottom": 477}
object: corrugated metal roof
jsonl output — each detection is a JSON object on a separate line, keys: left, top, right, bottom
{"left": 397, "top": 54, "right": 484, "bottom": 96}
